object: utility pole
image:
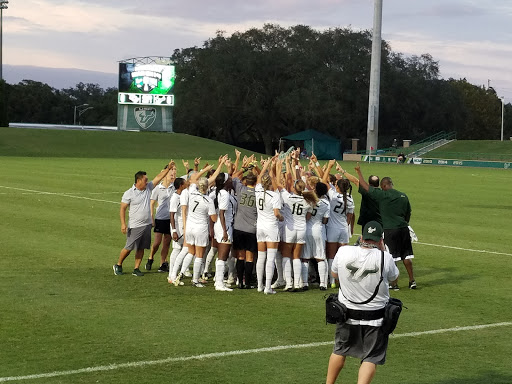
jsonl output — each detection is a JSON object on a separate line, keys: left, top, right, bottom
{"left": 366, "top": 0, "right": 383, "bottom": 153}
{"left": 0, "top": 1, "right": 8, "bottom": 81}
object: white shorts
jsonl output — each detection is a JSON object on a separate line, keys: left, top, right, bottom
{"left": 303, "top": 226, "right": 326, "bottom": 260}
{"left": 186, "top": 225, "right": 210, "bottom": 247}
{"left": 326, "top": 225, "right": 350, "bottom": 244}
{"left": 214, "top": 223, "right": 233, "bottom": 244}
{"left": 257, "top": 223, "right": 280, "bottom": 243}
{"left": 282, "top": 227, "right": 306, "bottom": 244}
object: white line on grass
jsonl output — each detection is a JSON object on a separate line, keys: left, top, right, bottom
{"left": 415, "top": 241, "right": 512, "bottom": 257}
{"left": 0, "top": 322, "right": 510, "bottom": 382}
{"left": 0, "top": 186, "right": 118, "bottom": 205}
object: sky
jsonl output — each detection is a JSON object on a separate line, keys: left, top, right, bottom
{"left": 2, "top": 0, "right": 512, "bottom": 101}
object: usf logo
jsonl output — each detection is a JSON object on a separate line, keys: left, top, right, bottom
{"left": 134, "top": 107, "right": 156, "bottom": 130}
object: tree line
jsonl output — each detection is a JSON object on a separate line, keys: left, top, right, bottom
{"left": 1, "top": 24, "right": 510, "bottom": 153}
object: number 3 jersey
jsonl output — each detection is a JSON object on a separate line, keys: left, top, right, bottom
{"left": 233, "top": 178, "right": 258, "bottom": 234}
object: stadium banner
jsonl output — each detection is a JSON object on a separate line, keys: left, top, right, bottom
{"left": 117, "top": 105, "right": 173, "bottom": 132}
{"left": 359, "top": 155, "right": 510, "bottom": 169}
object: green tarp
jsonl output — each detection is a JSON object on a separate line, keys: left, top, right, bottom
{"left": 282, "top": 129, "right": 341, "bottom": 160}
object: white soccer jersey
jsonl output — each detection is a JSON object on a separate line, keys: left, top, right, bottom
{"left": 327, "top": 188, "right": 354, "bottom": 229}
{"left": 186, "top": 190, "right": 216, "bottom": 230}
{"left": 151, "top": 183, "right": 175, "bottom": 220}
{"left": 255, "top": 184, "right": 282, "bottom": 225}
{"left": 332, "top": 246, "right": 399, "bottom": 325}
{"left": 169, "top": 192, "right": 183, "bottom": 230}
{"left": 308, "top": 196, "right": 330, "bottom": 229}
{"left": 214, "top": 189, "right": 237, "bottom": 226}
{"left": 280, "top": 190, "right": 312, "bottom": 231}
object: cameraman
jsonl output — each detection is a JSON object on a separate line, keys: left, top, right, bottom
{"left": 326, "top": 221, "right": 399, "bottom": 384}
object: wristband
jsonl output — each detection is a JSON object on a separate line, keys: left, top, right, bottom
{"left": 315, "top": 161, "right": 320, "bottom": 167}
{"left": 171, "top": 229, "right": 177, "bottom": 233}
{"left": 295, "top": 165, "right": 299, "bottom": 170}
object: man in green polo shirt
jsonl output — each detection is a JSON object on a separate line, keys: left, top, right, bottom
{"left": 354, "top": 163, "right": 416, "bottom": 290}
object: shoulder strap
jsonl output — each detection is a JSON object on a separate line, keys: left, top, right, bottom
{"left": 340, "top": 250, "right": 384, "bottom": 305}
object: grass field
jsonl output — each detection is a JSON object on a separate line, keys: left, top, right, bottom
{"left": 0, "top": 128, "right": 511, "bottom": 383}
{"left": 426, "top": 140, "right": 512, "bottom": 161}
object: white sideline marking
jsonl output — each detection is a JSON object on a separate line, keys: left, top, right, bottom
{"left": 415, "top": 241, "right": 512, "bottom": 257}
{"left": 0, "top": 186, "right": 118, "bottom": 205}
{"left": 0, "top": 322, "right": 510, "bottom": 382}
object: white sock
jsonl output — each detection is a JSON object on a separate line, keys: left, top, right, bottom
{"left": 180, "top": 253, "right": 195, "bottom": 274}
{"left": 215, "top": 260, "right": 225, "bottom": 288}
{"left": 256, "top": 251, "right": 266, "bottom": 289}
{"left": 293, "top": 259, "right": 302, "bottom": 288}
{"left": 204, "top": 247, "right": 217, "bottom": 273}
{"left": 227, "top": 256, "right": 236, "bottom": 281}
{"left": 282, "top": 257, "right": 292, "bottom": 287}
{"left": 318, "top": 260, "right": 327, "bottom": 287}
{"left": 328, "top": 258, "right": 334, "bottom": 285}
{"left": 170, "top": 246, "right": 188, "bottom": 280}
{"left": 275, "top": 250, "right": 284, "bottom": 283}
{"left": 265, "top": 248, "right": 277, "bottom": 290}
{"left": 301, "top": 260, "right": 309, "bottom": 287}
{"left": 192, "top": 257, "right": 203, "bottom": 283}
{"left": 168, "top": 247, "right": 181, "bottom": 279}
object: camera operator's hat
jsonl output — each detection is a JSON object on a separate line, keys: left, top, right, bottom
{"left": 362, "top": 221, "right": 383, "bottom": 242}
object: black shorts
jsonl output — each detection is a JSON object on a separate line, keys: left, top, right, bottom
{"left": 232, "top": 229, "right": 257, "bottom": 254}
{"left": 384, "top": 227, "right": 414, "bottom": 261}
{"left": 154, "top": 219, "right": 171, "bottom": 235}
{"left": 333, "top": 323, "right": 389, "bottom": 365}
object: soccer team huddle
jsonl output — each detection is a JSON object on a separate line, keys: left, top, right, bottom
{"left": 118, "top": 149, "right": 359, "bottom": 294}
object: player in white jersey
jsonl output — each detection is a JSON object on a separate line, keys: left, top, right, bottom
{"left": 212, "top": 172, "right": 238, "bottom": 292}
{"left": 323, "top": 160, "right": 355, "bottom": 287}
{"left": 303, "top": 181, "right": 330, "bottom": 290}
{"left": 255, "top": 158, "right": 283, "bottom": 295}
{"left": 146, "top": 165, "right": 176, "bottom": 272}
{"left": 278, "top": 178, "right": 318, "bottom": 291}
{"left": 167, "top": 177, "right": 187, "bottom": 285}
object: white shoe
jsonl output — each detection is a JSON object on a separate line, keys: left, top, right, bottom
{"left": 192, "top": 282, "right": 204, "bottom": 288}
{"left": 173, "top": 273, "right": 183, "bottom": 287}
{"left": 215, "top": 285, "right": 233, "bottom": 292}
{"left": 168, "top": 278, "right": 184, "bottom": 286}
{"left": 264, "top": 288, "right": 277, "bottom": 295}
{"left": 257, "top": 285, "right": 264, "bottom": 292}
{"left": 184, "top": 271, "right": 192, "bottom": 278}
{"left": 271, "top": 280, "right": 286, "bottom": 289}
{"left": 283, "top": 284, "right": 294, "bottom": 292}
{"left": 200, "top": 273, "right": 209, "bottom": 281}
{"left": 227, "top": 276, "right": 236, "bottom": 285}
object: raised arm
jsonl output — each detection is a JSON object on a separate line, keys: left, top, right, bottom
{"left": 355, "top": 162, "right": 370, "bottom": 192}
{"left": 321, "top": 159, "right": 336, "bottom": 184}
{"left": 310, "top": 153, "right": 324, "bottom": 179}
{"left": 337, "top": 162, "right": 359, "bottom": 186}
{"left": 152, "top": 160, "right": 174, "bottom": 186}
{"left": 207, "top": 155, "right": 227, "bottom": 186}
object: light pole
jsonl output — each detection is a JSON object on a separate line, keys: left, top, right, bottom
{"left": 500, "top": 97, "right": 504, "bottom": 141}
{"left": 366, "top": 0, "right": 383, "bottom": 153}
{"left": 74, "top": 104, "right": 92, "bottom": 125}
{"left": 0, "top": 0, "right": 8, "bottom": 81}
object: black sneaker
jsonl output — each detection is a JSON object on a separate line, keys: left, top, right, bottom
{"left": 389, "top": 284, "right": 400, "bottom": 291}
{"left": 319, "top": 286, "right": 327, "bottom": 291}
{"left": 132, "top": 268, "right": 144, "bottom": 277}
{"left": 302, "top": 286, "right": 309, "bottom": 291}
{"left": 145, "top": 259, "right": 154, "bottom": 271}
{"left": 158, "top": 262, "right": 169, "bottom": 272}
{"left": 113, "top": 264, "right": 123, "bottom": 276}
{"left": 409, "top": 280, "right": 417, "bottom": 289}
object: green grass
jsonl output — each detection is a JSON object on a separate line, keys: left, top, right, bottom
{"left": 0, "top": 131, "right": 511, "bottom": 383}
{"left": 426, "top": 140, "right": 512, "bottom": 161}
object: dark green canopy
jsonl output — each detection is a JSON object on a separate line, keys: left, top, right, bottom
{"left": 282, "top": 129, "right": 341, "bottom": 160}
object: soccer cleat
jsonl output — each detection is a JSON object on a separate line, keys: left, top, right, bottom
{"left": 113, "top": 264, "right": 123, "bottom": 276}
{"left": 283, "top": 285, "right": 294, "bottom": 292}
{"left": 226, "top": 276, "right": 236, "bottom": 285}
{"left": 271, "top": 280, "right": 286, "bottom": 289}
{"left": 238, "top": 283, "right": 246, "bottom": 290}
{"left": 264, "top": 288, "right": 277, "bottom": 295}
{"left": 257, "top": 285, "right": 265, "bottom": 292}
{"left": 215, "top": 285, "right": 233, "bottom": 292}
{"left": 192, "top": 282, "right": 205, "bottom": 288}
{"left": 168, "top": 278, "right": 184, "bottom": 286}
{"left": 319, "top": 285, "right": 327, "bottom": 291}
{"left": 390, "top": 284, "right": 400, "bottom": 291}
{"left": 302, "top": 285, "right": 309, "bottom": 291}
{"left": 409, "top": 280, "right": 417, "bottom": 289}
{"left": 145, "top": 259, "right": 154, "bottom": 271}
{"left": 173, "top": 272, "right": 183, "bottom": 287}
{"left": 158, "top": 262, "right": 169, "bottom": 273}
{"left": 132, "top": 268, "right": 144, "bottom": 277}
{"left": 184, "top": 270, "right": 192, "bottom": 278}
{"left": 200, "top": 273, "right": 209, "bottom": 281}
